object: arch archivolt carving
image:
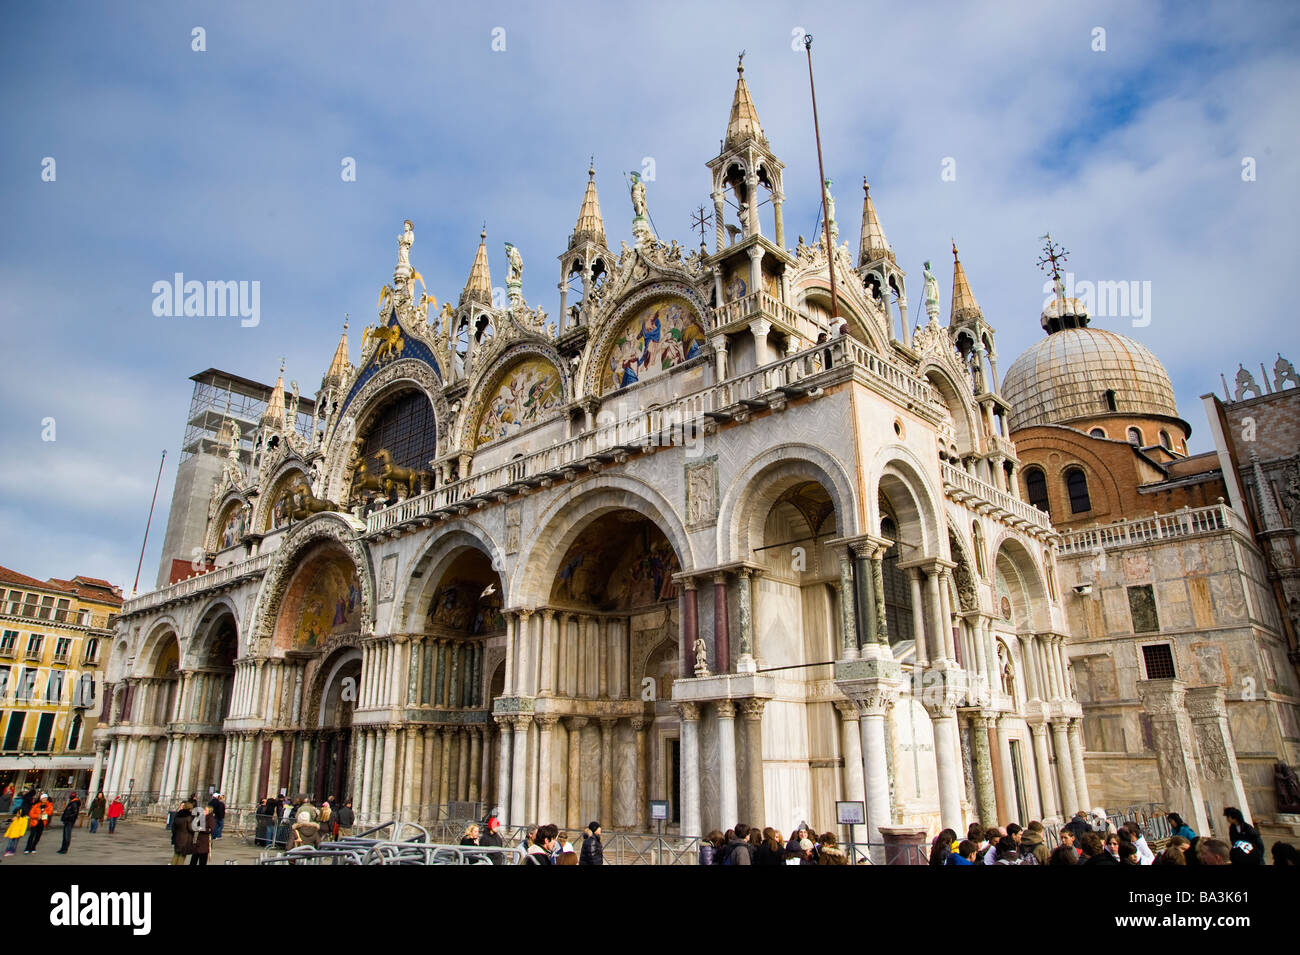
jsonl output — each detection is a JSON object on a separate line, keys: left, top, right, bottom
{"left": 580, "top": 280, "right": 711, "bottom": 399}
{"left": 460, "top": 341, "right": 570, "bottom": 450}
{"left": 249, "top": 513, "right": 375, "bottom": 654}
{"left": 717, "top": 443, "right": 858, "bottom": 564}
{"left": 393, "top": 520, "right": 506, "bottom": 633}
{"left": 868, "top": 445, "right": 943, "bottom": 558}
{"left": 255, "top": 459, "right": 313, "bottom": 533}
{"left": 321, "top": 358, "right": 448, "bottom": 505}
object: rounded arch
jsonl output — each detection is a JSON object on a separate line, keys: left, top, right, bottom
{"left": 321, "top": 356, "right": 449, "bottom": 505}
{"left": 511, "top": 476, "right": 693, "bottom": 607}
{"left": 310, "top": 646, "right": 364, "bottom": 729}
{"left": 188, "top": 596, "right": 241, "bottom": 667}
{"left": 991, "top": 536, "right": 1050, "bottom": 632}
{"left": 256, "top": 460, "right": 312, "bottom": 534}
{"left": 869, "top": 447, "right": 942, "bottom": 560}
{"left": 462, "top": 344, "right": 568, "bottom": 449}
{"left": 917, "top": 361, "right": 978, "bottom": 454}
{"left": 208, "top": 493, "right": 253, "bottom": 553}
{"left": 795, "top": 279, "right": 889, "bottom": 353}
{"left": 581, "top": 281, "right": 710, "bottom": 398}
{"left": 718, "top": 443, "right": 858, "bottom": 564}
{"left": 249, "top": 513, "right": 375, "bottom": 653}
{"left": 136, "top": 617, "right": 183, "bottom": 677}
{"left": 393, "top": 521, "right": 508, "bottom": 632}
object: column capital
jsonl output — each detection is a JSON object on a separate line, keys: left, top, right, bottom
{"left": 630, "top": 717, "right": 651, "bottom": 732}
{"left": 674, "top": 701, "right": 701, "bottom": 722}
{"left": 715, "top": 700, "right": 736, "bottom": 720}
{"left": 513, "top": 713, "right": 534, "bottom": 729}
{"left": 541, "top": 609, "right": 556, "bottom": 621}
{"left": 598, "top": 716, "right": 620, "bottom": 730}
{"left": 833, "top": 699, "right": 860, "bottom": 721}
{"left": 738, "top": 698, "right": 767, "bottom": 721}
{"left": 494, "top": 714, "right": 516, "bottom": 728}
{"left": 535, "top": 714, "right": 560, "bottom": 729}
{"left": 566, "top": 716, "right": 589, "bottom": 731}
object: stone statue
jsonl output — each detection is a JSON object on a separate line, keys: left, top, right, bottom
{"left": 1275, "top": 762, "right": 1300, "bottom": 813}
{"left": 397, "top": 219, "right": 414, "bottom": 268}
{"left": 504, "top": 242, "right": 523, "bottom": 284}
{"left": 1274, "top": 353, "right": 1300, "bottom": 391}
{"left": 693, "top": 637, "right": 710, "bottom": 677}
{"left": 629, "top": 171, "right": 648, "bottom": 217}
{"left": 923, "top": 260, "right": 940, "bottom": 320}
{"left": 822, "top": 178, "right": 838, "bottom": 242}
{"left": 1234, "top": 363, "right": 1262, "bottom": 402}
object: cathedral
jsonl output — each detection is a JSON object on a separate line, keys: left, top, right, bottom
{"left": 95, "top": 60, "right": 1092, "bottom": 848}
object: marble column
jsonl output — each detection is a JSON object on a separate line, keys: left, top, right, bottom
{"left": 839, "top": 554, "right": 859, "bottom": 659}
{"left": 736, "top": 570, "right": 756, "bottom": 671}
{"left": 927, "top": 698, "right": 963, "bottom": 831}
{"left": 402, "top": 726, "right": 420, "bottom": 818}
{"left": 516, "top": 612, "right": 534, "bottom": 697}
{"left": 511, "top": 715, "right": 532, "bottom": 824}
{"left": 938, "top": 568, "right": 957, "bottom": 663}
{"left": 1066, "top": 718, "right": 1091, "bottom": 813}
{"left": 539, "top": 611, "right": 556, "bottom": 697}
{"left": 834, "top": 701, "right": 866, "bottom": 825}
{"left": 870, "top": 550, "right": 888, "bottom": 646}
{"left": 1050, "top": 718, "right": 1078, "bottom": 817}
{"left": 535, "top": 716, "right": 558, "bottom": 823}
{"left": 680, "top": 580, "right": 698, "bottom": 679}
{"left": 1185, "top": 685, "right": 1250, "bottom": 819}
{"left": 907, "top": 567, "right": 927, "bottom": 666}
{"left": 599, "top": 718, "right": 616, "bottom": 825}
{"left": 438, "top": 726, "right": 454, "bottom": 809}
{"left": 631, "top": 718, "right": 650, "bottom": 831}
{"left": 677, "top": 703, "right": 701, "bottom": 837}
{"left": 420, "top": 727, "right": 437, "bottom": 815}
{"left": 496, "top": 717, "right": 514, "bottom": 825}
{"left": 1018, "top": 635, "right": 1040, "bottom": 700}
{"left": 855, "top": 691, "right": 893, "bottom": 851}
{"left": 1029, "top": 722, "right": 1057, "bottom": 819}
{"left": 995, "top": 715, "right": 1017, "bottom": 822}
{"left": 924, "top": 571, "right": 945, "bottom": 665}
{"left": 380, "top": 727, "right": 399, "bottom": 818}
{"left": 597, "top": 618, "right": 609, "bottom": 699}
{"left": 468, "top": 727, "right": 483, "bottom": 805}
{"left": 360, "top": 730, "right": 377, "bottom": 818}
{"left": 739, "top": 699, "right": 766, "bottom": 826}
{"left": 713, "top": 574, "right": 730, "bottom": 674}
{"left": 457, "top": 728, "right": 471, "bottom": 801}
{"left": 968, "top": 712, "right": 997, "bottom": 827}
{"left": 716, "top": 700, "right": 739, "bottom": 828}
{"left": 566, "top": 717, "right": 586, "bottom": 828}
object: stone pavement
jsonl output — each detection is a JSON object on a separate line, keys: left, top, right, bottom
{"left": 0, "top": 820, "right": 275, "bottom": 866}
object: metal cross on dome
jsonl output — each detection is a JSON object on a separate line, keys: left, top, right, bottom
{"left": 1037, "top": 233, "right": 1069, "bottom": 298}
{"left": 690, "top": 205, "right": 713, "bottom": 248}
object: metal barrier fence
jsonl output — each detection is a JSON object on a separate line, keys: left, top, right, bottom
{"left": 1044, "top": 803, "right": 1170, "bottom": 849}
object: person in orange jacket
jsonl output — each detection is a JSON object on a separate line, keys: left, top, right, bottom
{"left": 24, "top": 793, "right": 54, "bottom": 854}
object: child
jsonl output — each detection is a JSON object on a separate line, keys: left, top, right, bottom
{"left": 4, "top": 811, "right": 28, "bottom": 857}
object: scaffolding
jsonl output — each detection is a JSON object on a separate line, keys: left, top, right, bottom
{"left": 179, "top": 368, "right": 317, "bottom": 463}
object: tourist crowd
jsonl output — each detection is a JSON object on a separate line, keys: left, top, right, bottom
{"left": 925, "top": 808, "right": 1297, "bottom": 866}
{"left": 2, "top": 786, "right": 127, "bottom": 859}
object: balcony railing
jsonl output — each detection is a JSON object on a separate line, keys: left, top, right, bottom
{"left": 710, "top": 290, "right": 808, "bottom": 336}
{"left": 1056, "top": 503, "right": 1249, "bottom": 557}
{"left": 941, "top": 462, "right": 1054, "bottom": 533}
{"left": 369, "top": 340, "right": 940, "bottom": 535}
{"left": 24, "top": 646, "right": 44, "bottom": 662}
{"left": 120, "top": 552, "right": 273, "bottom": 616}
{"left": 0, "top": 645, "right": 16, "bottom": 660}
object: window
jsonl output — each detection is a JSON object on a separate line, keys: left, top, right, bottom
{"left": 1089, "top": 428, "right": 1106, "bottom": 438}
{"left": 2, "top": 712, "right": 25, "bottom": 751}
{"left": 53, "top": 637, "right": 71, "bottom": 662}
{"left": 54, "top": 598, "right": 70, "bottom": 623}
{"left": 1141, "top": 643, "right": 1176, "bottom": 680}
{"left": 1025, "top": 467, "right": 1050, "bottom": 513}
{"left": 1128, "top": 584, "right": 1159, "bottom": 633}
{"left": 1127, "top": 427, "right": 1142, "bottom": 446}
{"left": 83, "top": 637, "right": 100, "bottom": 665}
{"left": 4, "top": 591, "right": 20, "bottom": 614}
{"left": 15, "top": 668, "right": 37, "bottom": 702}
{"left": 1104, "top": 389, "right": 1118, "bottom": 412}
{"left": 360, "top": 390, "right": 438, "bottom": 476}
{"left": 1065, "top": 468, "right": 1091, "bottom": 513}
{"left": 24, "top": 634, "right": 43, "bottom": 659}
{"left": 1159, "top": 430, "right": 1172, "bottom": 450}
{"left": 0, "top": 631, "right": 16, "bottom": 656}
{"left": 37, "top": 595, "right": 54, "bottom": 620}
{"left": 46, "top": 669, "right": 65, "bottom": 703}
{"left": 67, "top": 713, "right": 83, "bottom": 751}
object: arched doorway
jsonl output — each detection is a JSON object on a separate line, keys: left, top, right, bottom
{"left": 313, "top": 650, "right": 361, "bottom": 803}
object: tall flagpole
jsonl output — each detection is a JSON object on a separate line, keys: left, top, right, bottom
{"left": 133, "top": 449, "right": 166, "bottom": 596}
{"left": 804, "top": 33, "right": 840, "bottom": 322}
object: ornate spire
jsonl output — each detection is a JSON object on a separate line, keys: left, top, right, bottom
{"left": 724, "top": 52, "right": 767, "bottom": 148}
{"left": 460, "top": 227, "right": 493, "bottom": 308}
{"left": 858, "top": 179, "right": 894, "bottom": 266}
{"left": 325, "top": 316, "right": 350, "bottom": 383}
{"left": 263, "top": 359, "right": 286, "bottom": 428}
{"left": 949, "top": 240, "right": 982, "bottom": 325}
{"left": 570, "top": 163, "right": 606, "bottom": 247}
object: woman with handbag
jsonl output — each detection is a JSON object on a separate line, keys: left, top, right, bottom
{"left": 170, "top": 802, "right": 195, "bottom": 865}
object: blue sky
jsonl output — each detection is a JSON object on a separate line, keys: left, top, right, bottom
{"left": 2, "top": 0, "right": 1298, "bottom": 593}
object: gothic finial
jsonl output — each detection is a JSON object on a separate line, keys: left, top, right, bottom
{"left": 737, "top": 50, "right": 745, "bottom": 74}
{"left": 343, "top": 312, "right": 349, "bottom": 331}
{"left": 1037, "top": 233, "right": 1069, "bottom": 287}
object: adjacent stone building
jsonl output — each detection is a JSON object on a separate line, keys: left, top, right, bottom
{"left": 1003, "top": 290, "right": 1300, "bottom": 846}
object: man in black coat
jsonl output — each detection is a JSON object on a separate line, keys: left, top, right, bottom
{"left": 56, "top": 792, "right": 81, "bottom": 854}
{"left": 1061, "top": 811, "right": 1092, "bottom": 842}
{"left": 208, "top": 793, "right": 226, "bottom": 839}
{"left": 580, "top": 821, "right": 604, "bottom": 865}
{"left": 336, "top": 800, "right": 355, "bottom": 836}
{"left": 1223, "top": 807, "right": 1264, "bottom": 865}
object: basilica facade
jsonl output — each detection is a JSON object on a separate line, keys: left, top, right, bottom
{"left": 94, "top": 61, "right": 1088, "bottom": 846}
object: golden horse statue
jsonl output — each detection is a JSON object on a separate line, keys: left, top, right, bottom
{"left": 374, "top": 448, "right": 420, "bottom": 497}
{"left": 288, "top": 483, "right": 339, "bottom": 520}
{"left": 350, "top": 460, "right": 386, "bottom": 500}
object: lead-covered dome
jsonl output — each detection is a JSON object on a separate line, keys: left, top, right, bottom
{"left": 1003, "top": 326, "right": 1180, "bottom": 433}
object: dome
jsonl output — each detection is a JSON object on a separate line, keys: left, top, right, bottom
{"left": 1002, "top": 327, "right": 1181, "bottom": 433}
